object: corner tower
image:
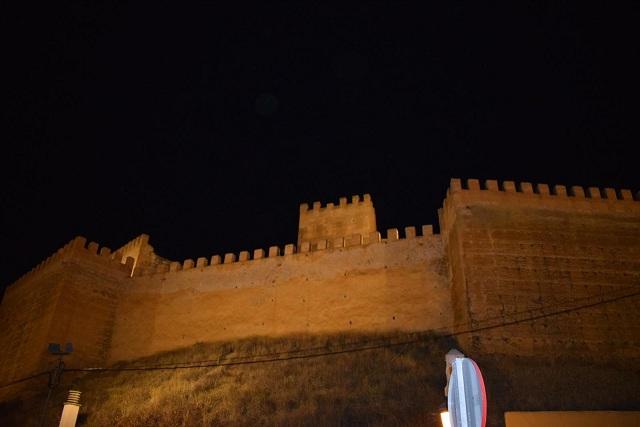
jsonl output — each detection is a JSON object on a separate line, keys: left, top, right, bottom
{"left": 297, "top": 194, "right": 377, "bottom": 247}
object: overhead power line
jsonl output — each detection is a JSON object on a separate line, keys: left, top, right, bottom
{"left": 0, "top": 371, "right": 50, "bottom": 388}
{"left": 68, "top": 284, "right": 637, "bottom": 372}
{"left": 69, "top": 288, "right": 640, "bottom": 373}
{"left": 1, "top": 286, "right": 638, "bottom": 388}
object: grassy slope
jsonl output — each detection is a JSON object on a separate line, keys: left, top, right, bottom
{"left": 2, "top": 332, "right": 639, "bottom": 426}
{"left": 1, "top": 333, "right": 456, "bottom": 427}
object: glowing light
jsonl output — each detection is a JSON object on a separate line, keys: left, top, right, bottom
{"left": 440, "top": 410, "right": 451, "bottom": 427}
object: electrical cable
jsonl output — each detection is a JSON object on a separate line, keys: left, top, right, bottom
{"left": 2, "top": 286, "right": 638, "bottom": 387}
{"left": 68, "top": 288, "right": 640, "bottom": 373}
{"left": 73, "top": 284, "right": 638, "bottom": 371}
{"left": 0, "top": 371, "right": 50, "bottom": 389}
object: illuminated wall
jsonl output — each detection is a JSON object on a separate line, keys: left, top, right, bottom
{"left": 297, "top": 194, "right": 377, "bottom": 247}
{"left": 108, "top": 227, "right": 450, "bottom": 362}
{"left": 1, "top": 181, "right": 638, "bottom": 393}
{"left": 0, "top": 238, "right": 132, "bottom": 387}
{"left": 440, "top": 179, "right": 640, "bottom": 359}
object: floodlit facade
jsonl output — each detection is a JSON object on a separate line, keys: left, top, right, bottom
{"left": 1, "top": 178, "right": 639, "bottom": 420}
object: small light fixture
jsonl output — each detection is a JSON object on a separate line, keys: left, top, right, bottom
{"left": 59, "top": 390, "right": 81, "bottom": 427}
{"left": 439, "top": 402, "right": 451, "bottom": 427}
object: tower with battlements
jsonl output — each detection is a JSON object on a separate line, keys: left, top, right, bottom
{"left": 0, "top": 178, "right": 639, "bottom": 396}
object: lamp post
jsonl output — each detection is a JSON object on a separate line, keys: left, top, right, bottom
{"left": 59, "top": 390, "right": 82, "bottom": 427}
{"left": 39, "top": 343, "right": 73, "bottom": 427}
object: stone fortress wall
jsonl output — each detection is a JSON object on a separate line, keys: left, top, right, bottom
{"left": 297, "top": 194, "right": 377, "bottom": 247}
{"left": 1, "top": 179, "right": 638, "bottom": 388}
{"left": 0, "top": 239, "right": 133, "bottom": 386}
{"left": 109, "top": 224, "right": 449, "bottom": 363}
{"left": 441, "top": 179, "right": 640, "bottom": 360}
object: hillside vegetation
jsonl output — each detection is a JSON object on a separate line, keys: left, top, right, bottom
{"left": 5, "top": 331, "right": 638, "bottom": 426}
{"left": 1, "top": 332, "right": 455, "bottom": 426}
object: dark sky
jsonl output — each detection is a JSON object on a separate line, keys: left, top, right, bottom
{"left": 2, "top": 2, "right": 639, "bottom": 294}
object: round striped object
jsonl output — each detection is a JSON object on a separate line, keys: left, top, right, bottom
{"left": 447, "top": 357, "right": 486, "bottom": 427}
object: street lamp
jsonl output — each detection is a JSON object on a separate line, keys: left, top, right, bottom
{"left": 39, "top": 342, "right": 74, "bottom": 427}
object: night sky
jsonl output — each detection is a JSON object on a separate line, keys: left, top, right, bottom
{"left": 2, "top": 2, "right": 639, "bottom": 295}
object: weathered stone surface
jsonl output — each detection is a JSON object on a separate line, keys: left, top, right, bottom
{"left": 253, "top": 249, "right": 265, "bottom": 260}
{"left": 440, "top": 183, "right": 640, "bottom": 361}
{"left": 108, "top": 236, "right": 450, "bottom": 362}
{"left": 297, "top": 193, "right": 376, "bottom": 247}
{"left": 268, "top": 246, "right": 280, "bottom": 257}
{"left": 0, "top": 241, "right": 131, "bottom": 387}
{"left": 1, "top": 180, "right": 639, "bottom": 393}
{"left": 404, "top": 226, "right": 416, "bottom": 239}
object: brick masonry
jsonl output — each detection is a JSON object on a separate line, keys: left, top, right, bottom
{"left": 1, "top": 182, "right": 638, "bottom": 392}
{"left": 441, "top": 179, "right": 640, "bottom": 359}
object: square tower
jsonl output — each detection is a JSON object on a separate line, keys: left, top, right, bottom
{"left": 297, "top": 194, "right": 377, "bottom": 247}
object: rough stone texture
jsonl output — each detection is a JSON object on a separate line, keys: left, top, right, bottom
{"left": 0, "top": 239, "right": 131, "bottom": 388}
{"left": 113, "top": 234, "right": 168, "bottom": 274}
{"left": 440, "top": 179, "right": 640, "bottom": 360}
{"left": 1, "top": 180, "right": 639, "bottom": 406}
{"left": 108, "top": 235, "right": 450, "bottom": 362}
{"left": 298, "top": 194, "right": 376, "bottom": 247}
{"left": 0, "top": 268, "right": 64, "bottom": 387}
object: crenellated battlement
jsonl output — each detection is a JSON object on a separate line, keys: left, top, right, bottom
{"left": 440, "top": 178, "right": 640, "bottom": 236}
{"left": 114, "top": 234, "right": 149, "bottom": 258}
{"left": 8, "top": 244, "right": 69, "bottom": 290}
{"left": 446, "top": 178, "right": 639, "bottom": 201}
{"left": 299, "top": 193, "right": 373, "bottom": 213}
{"left": 113, "top": 234, "right": 170, "bottom": 275}
{"left": 134, "top": 223, "right": 438, "bottom": 277}
{"left": 438, "top": 178, "right": 640, "bottom": 230}
{"left": 298, "top": 194, "right": 377, "bottom": 247}
{"left": 62, "top": 236, "right": 137, "bottom": 274}
{"left": 7, "top": 236, "right": 134, "bottom": 290}
{"left": 10, "top": 179, "right": 638, "bottom": 283}
{"left": 2, "top": 179, "right": 640, "bottom": 387}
